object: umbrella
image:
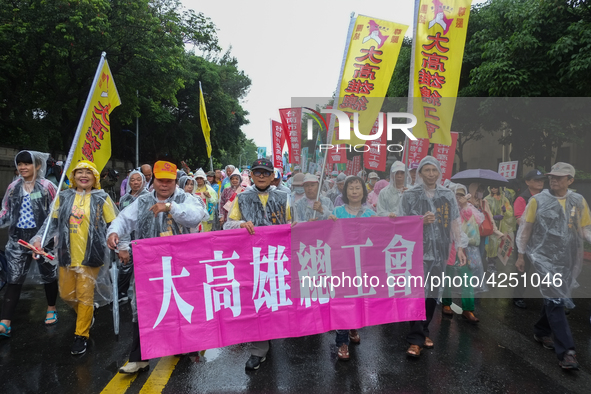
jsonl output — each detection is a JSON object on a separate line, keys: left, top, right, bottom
{"left": 451, "top": 169, "right": 509, "bottom": 187}
{"left": 109, "top": 260, "right": 120, "bottom": 340}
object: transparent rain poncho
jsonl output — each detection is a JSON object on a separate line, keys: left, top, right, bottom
{"left": 193, "top": 170, "right": 218, "bottom": 232}
{"left": 108, "top": 187, "right": 208, "bottom": 243}
{"left": 120, "top": 170, "right": 149, "bottom": 210}
{"left": 447, "top": 183, "right": 488, "bottom": 294}
{"left": 377, "top": 161, "right": 405, "bottom": 217}
{"left": 484, "top": 186, "right": 516, "bottom": 258}
{"left": 293, "top": 194, "right": 334, "bottom": 222}
{"left": 219, "top": 170, "right": 244, "bottom": 222}
{"left": 31, "top": 185, "right": 119, "bottom": 307}
{"left": 178, "top": 175, "right": 195, "bottom": 193}
{"left": 324, "top": 173, "right": 345, "bottom": 205}
{"left": 0, "top": 151, "right": 58, "bottom": 284}
{"left": 516, "top": 190, "right": 591, "bottom": 307}
{"left": 367, "top": 179, "right": 389, "bottom": 210}
{"left": 108, "top": 187, "right": 207, "bottom": 321}
{"left": 397, "top": 156, "right": 468, "bottom": 298}
{"left": 223, "top": 185, "right": 290, "bottom": 229}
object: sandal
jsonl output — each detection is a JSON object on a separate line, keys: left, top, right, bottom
{"left": 424, "top": 337, "right": 434, "bottom": 349}
{"left": 406, "top": 344, "right": 421, "bottom": 358}
{"left": 45, "top": 311, "right": 58, "bottom": 326}
{"left": 0, "top": 322, "right": 11, "bottom": 338}
{"left": 348, "top": 329, "right": 360, "bottom": 344}
{"left": 337, "top": 344, "right": 350, "bottom": 361}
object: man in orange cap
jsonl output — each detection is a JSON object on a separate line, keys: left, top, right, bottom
{"left": 107, "top": 160, "right": 207, "bottom": 374}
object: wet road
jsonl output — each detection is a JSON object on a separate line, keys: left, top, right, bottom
{"left": 1, "top": 251, "right": 591, "bottom": 393}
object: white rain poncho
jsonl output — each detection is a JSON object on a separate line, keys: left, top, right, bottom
{"left": 516, "top": 190, "right": 591, "bottom": 307}
{"left": 397, "top": 156, "right": 468, "bottom": 298}
{"left": 0, "top": 151, "right": 58, "bottom": 284}
{"left": 377, "top": 161, "right": 405, "bottom": 217}
{"left": 31, "top": 169, "right": 119, "bottom": 307}
{"left": 484, "top": 186, "right": 516, "bottom": 258}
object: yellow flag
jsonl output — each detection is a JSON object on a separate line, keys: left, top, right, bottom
{"left": 333, "top": 15, "right": 408, "bottom": 146}
{"left": 412, "top": 0, "right": 472, "bottom": 146}
{"left": 199, "top": 82, "right": 212, "bottom": 158}
{"left": 66, "top": 58, "right": 121, "bottom": 177}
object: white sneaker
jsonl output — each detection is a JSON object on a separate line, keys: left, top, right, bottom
{"left": 119, "top": 361, "right": 149, "bottom": 374}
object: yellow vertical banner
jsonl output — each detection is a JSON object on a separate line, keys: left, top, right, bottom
{"left": 412, "top": 0, "right": 472, "bottom": 146}
{"left": 199, "top": 82, "right": 212, "bottom": 158}
{"left": 66, "top": 59, "right": 121, "bottom": 177}
{"left": 334, "top": 15, "right": 408, "bottom": 146}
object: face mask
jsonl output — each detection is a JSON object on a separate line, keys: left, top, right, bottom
{"left": 294, "top": 187, "right": 305, "bottom": 194}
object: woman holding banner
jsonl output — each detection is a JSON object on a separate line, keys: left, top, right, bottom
{"left": 328, "top": 175, "right": 378, "bottom": 361}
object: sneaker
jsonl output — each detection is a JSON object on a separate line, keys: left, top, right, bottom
{"left": 245, "top": 355, "right": 266, "bottom": 370}
{"left": 559, "top": 350, "right": 579, "bottom": 370}
{"left": 534, "top": 334, "right": 555, "bottom": 350}
{"left": 119, "top": 361, "right": 149, "bottom": 374}
{"left": 71, "top": 335, "right": 87, "bottom": 355}
{"left": 118, "top": 293, "right": 129, "bottom": 303}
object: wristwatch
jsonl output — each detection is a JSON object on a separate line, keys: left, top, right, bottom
{"left": 165, "top": 202, "right": 171, "bottom": 212}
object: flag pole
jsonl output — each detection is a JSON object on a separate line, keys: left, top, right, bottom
{"left": 403, "top": 0, "right": 421, "bottom": 184}
{"left": 40, "top": 51, "right": 107, "bottom": 249}
{"left": 316, "top": 12, "right": 356, "bottom": 204}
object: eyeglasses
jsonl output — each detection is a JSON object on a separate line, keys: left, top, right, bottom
{"left": 252, "top": 170, "right": 272, "bottom": 177}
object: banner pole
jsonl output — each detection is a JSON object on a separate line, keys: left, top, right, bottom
{"left": 403, "top": 0, "right": 421, "bottom": 185}
{"left": 40, "top": 52, "right": 107, "bottom": 248}
{"left": 316, "top": 12, "right": 356, "bottom": 210}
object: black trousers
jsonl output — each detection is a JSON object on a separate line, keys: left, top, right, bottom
{"left": 513, "top": 254, "right": 532, "bottom": 300}
{"left": 129, "top": 322, "right": 147, "bottom": 362}
{"left": 533, "top": 299, "right": 574, "bottom": 360}
{"left": 406, "top": 298, "right": 437, "bottom": 346}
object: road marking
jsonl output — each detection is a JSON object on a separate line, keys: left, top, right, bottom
{"left": 138, "top": 356, "right": 180, "bottom": 394}
{"left": 450, "top": 302, "right": 463, "bottom": 314}
{"left": 100, "top": 362, "right": 139, "bottom": 394}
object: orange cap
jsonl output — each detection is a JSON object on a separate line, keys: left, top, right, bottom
{"left": 153, "top": 161, "right": 177, "bottom": 180}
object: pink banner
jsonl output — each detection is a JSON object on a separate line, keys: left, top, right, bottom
{"left": 433, "top": 131, "right": 458, "bottom": 183}
{"left": 279, "top": 108, "right": 302, "bottom": 165}
{"left": 363, "top": 113, "right": 388, "bottom": 171}
{"left": 271, "top": 120, "right": 284, "bottom": 170}
{"left": 133, "top": 217, "right": 425, "bottom": 359}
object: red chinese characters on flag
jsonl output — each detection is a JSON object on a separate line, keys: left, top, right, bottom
{"left": 81, "top": 102, "right": 111, "bottom": 162}
{"left": 345, "top": 156, "right": 361, "bottom": 176}
{"left": 279, "top": 108, "right": 302, "bottom": 165}
{"left": 271, "top": 120, "right": 284, "bottom": 170}
{"left": 403, "top": 137, "right": 430, "bottom": 167}
{"left": 327, "top": 144, "right": 348, "bottom": 164}
{"left": 363, "top": 113, "right": 387, "bottom": 171}
{"left": 433, "top": 131, "right": 458, "bottom": 184}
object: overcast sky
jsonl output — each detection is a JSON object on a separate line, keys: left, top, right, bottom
{"left": 182, "top": 0, "right": 483, "bottom": 152}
